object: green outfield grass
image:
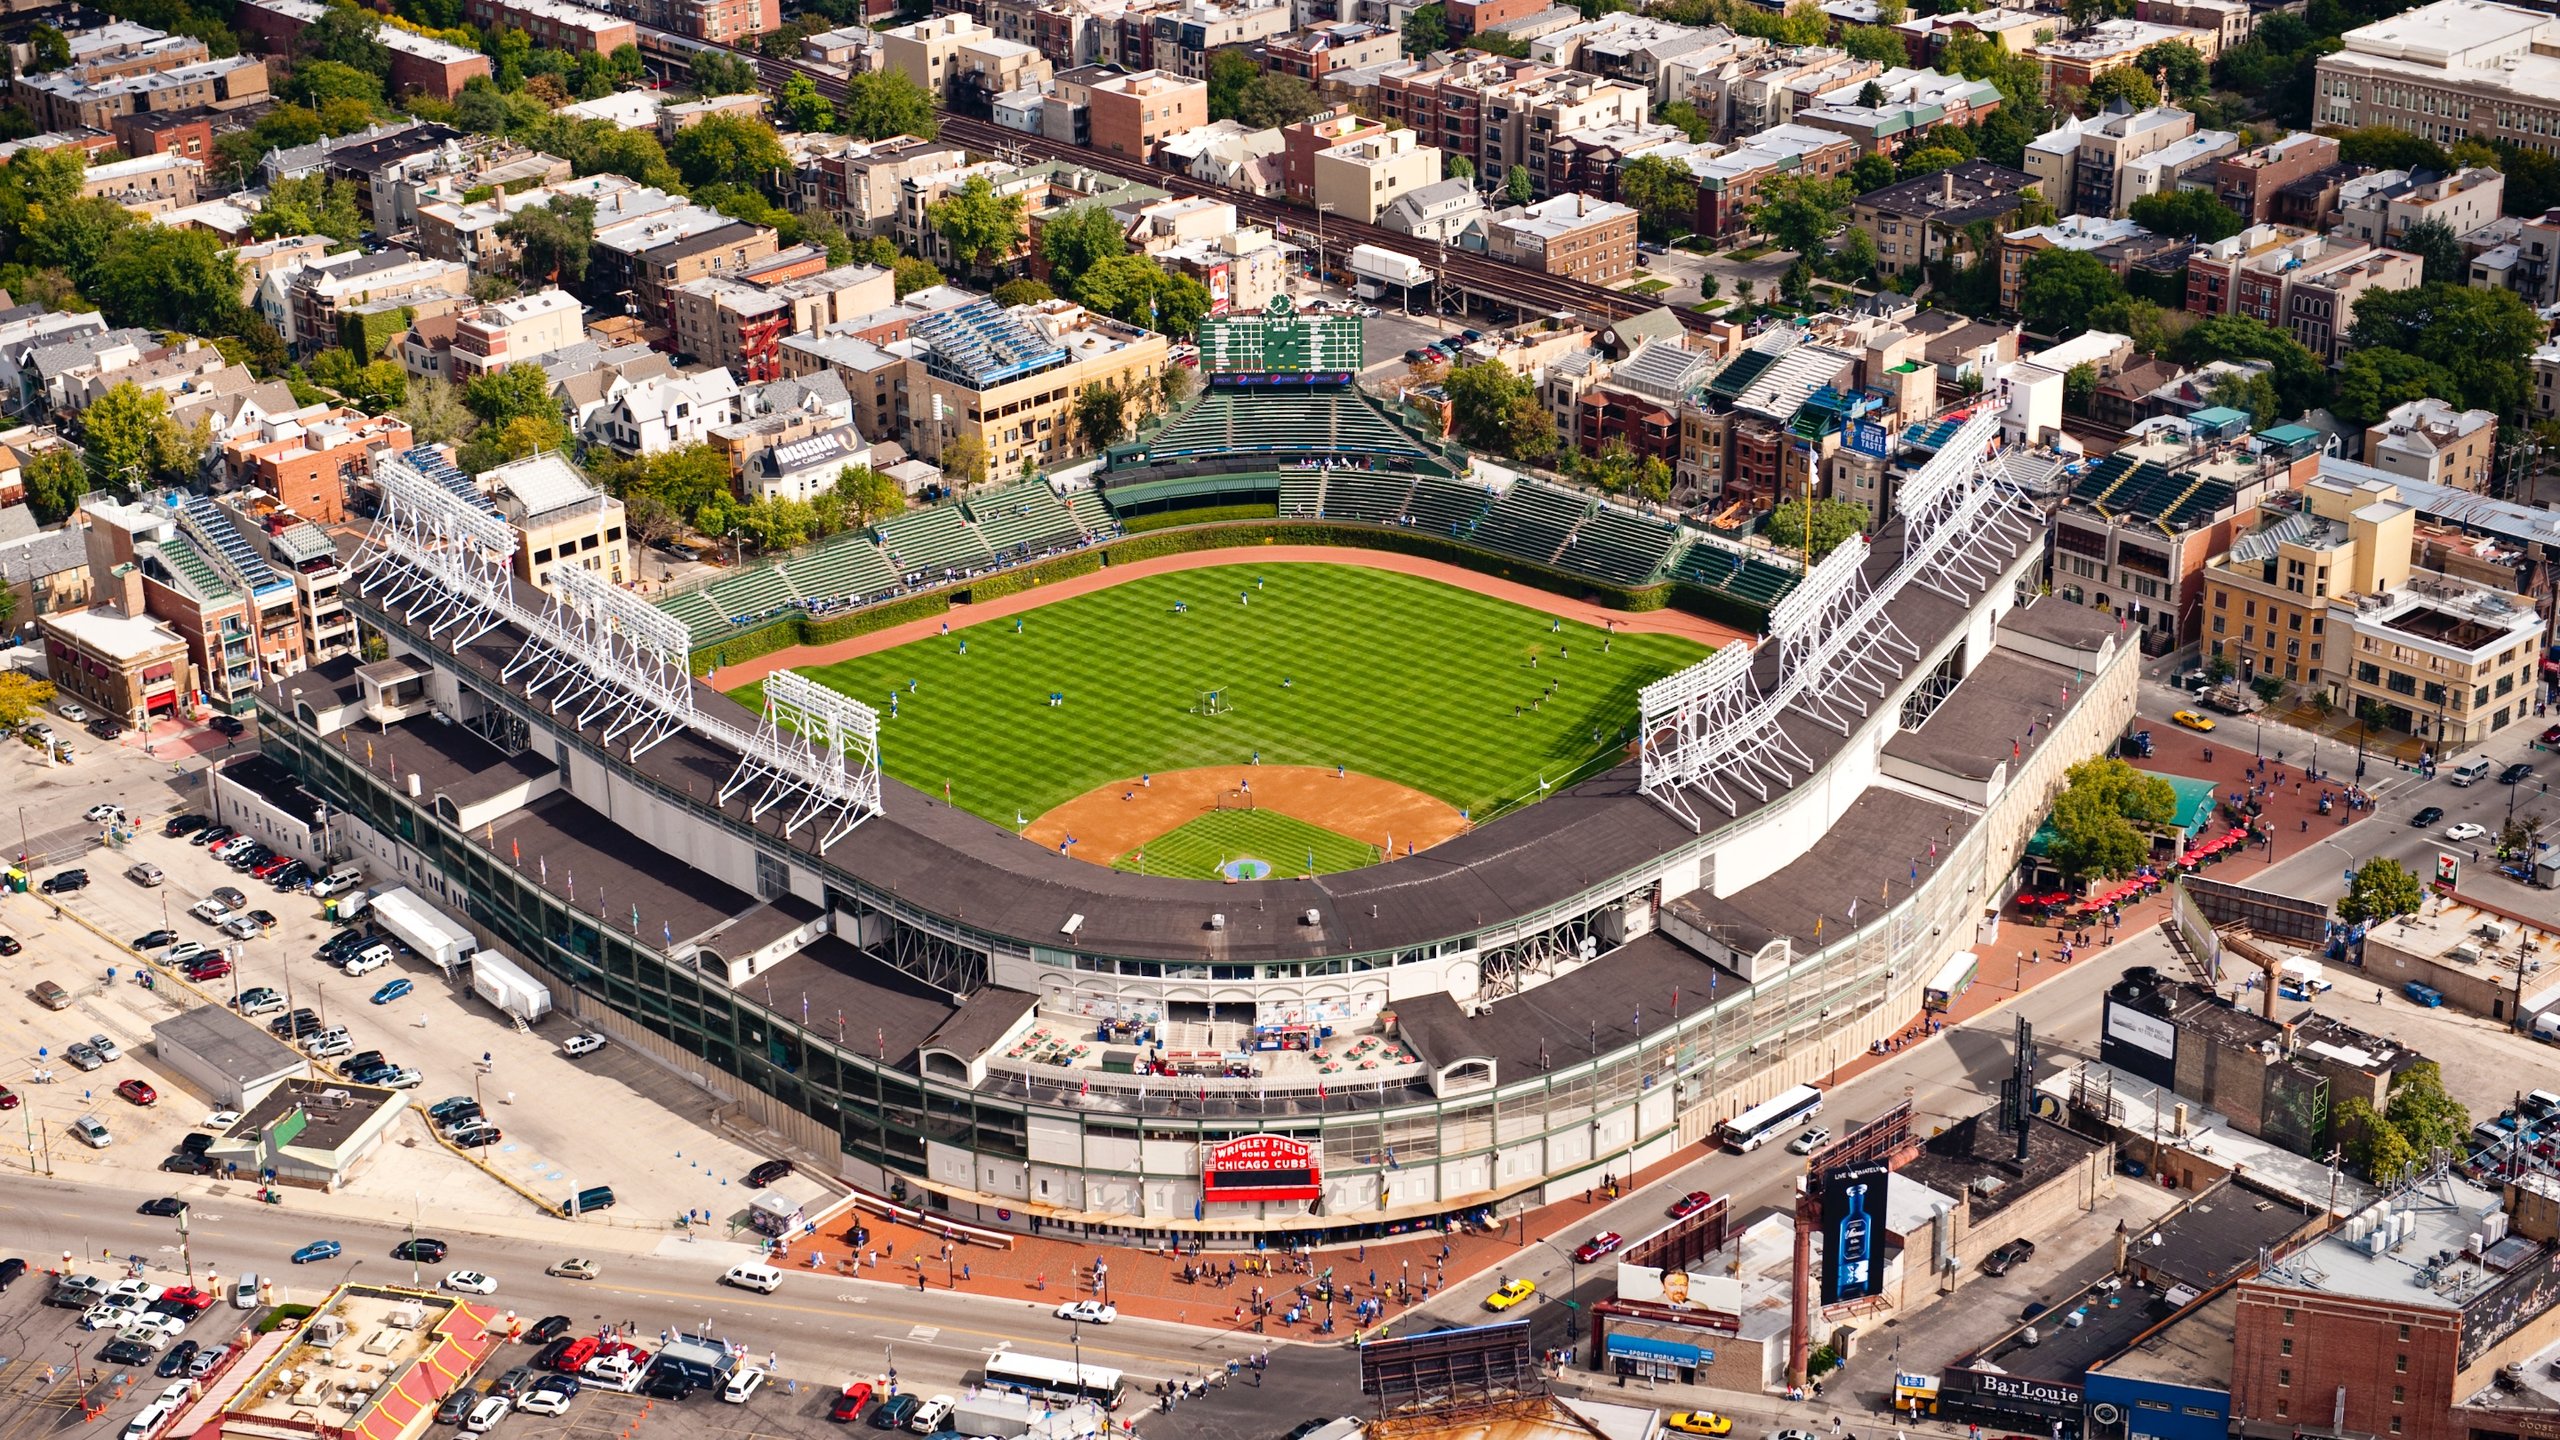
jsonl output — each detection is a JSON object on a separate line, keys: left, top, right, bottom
{"left": 766, "top": 562, "right": 1709, "bottom": 824}
{"left": 1111, "top": 810, "right": 1380, "bottom": 879}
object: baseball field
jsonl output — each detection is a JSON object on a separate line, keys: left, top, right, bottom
{"left": 758, "top": 562, "right": 1710, "bottom": 874}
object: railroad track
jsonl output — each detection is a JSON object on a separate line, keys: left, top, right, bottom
{"left": 633, "top": 28, "right": 1708, "bottom": 335}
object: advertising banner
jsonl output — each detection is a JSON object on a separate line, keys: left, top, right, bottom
{"left": 1615, "top": 1265, "right": 1745, "bottom": 1316}
{"left": 1819, "top": 1162, "right": 1888, "bottom": 1306}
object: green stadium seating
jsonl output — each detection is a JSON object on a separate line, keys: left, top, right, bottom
{"left": 657, "top": 587, "right": 727, "bottom": 645}
{"left": 1473, "top": 480, "right": 1594, "bottom": 563}
{"left": 968, "top": 480, "right": 1083, "bottom": 557}
{"left": 1320, "top": 472, "right": 1419, "bottom": 525}
{"left": 1406, "top": 477, "right": 1492, "bottom": 537}
{"left": 1140, "top": 389, "right": 1451, "bottom": 475}
{"left": 705, "top": 564, "right": 801, "bottom": 622}
{"left": 1062, "top": 488, "right": 1117, "bottom": 537}
{"left": 1560, "top": 506, "right": 1685, "bottom": 586}
{"left": 783, "top": 533, "right": 899, "bottom": 605}
{"left": 1280, "top": 471, "right": 1325, "bottom": 517}
{"left": 1672, "top": 542, "right": 1799, "bottom": 607}
{"left": 875, "top": 503, "right": 996, "bottom": 579}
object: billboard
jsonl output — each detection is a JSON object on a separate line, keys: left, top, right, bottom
{"left": 1200, "top": 1133, "right": 1321, "bottom": 1203}
{"left": 1819, "top": 1162, "right": 1888, "bottom": 1307}
{"left": 2104, "top": 1002, "right": 2175, "bottom": 1059}
{"left": 1848, "top": 420, "right": 1892, "bottom": 457}
{"left": 1616, "top": 1264, "right": 1745, "bottom": 1316}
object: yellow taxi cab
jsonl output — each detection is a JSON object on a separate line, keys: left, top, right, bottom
{"left": 1666, "top": 1413, "right": 1734, "bottom": 1436}
{"left": 2171, "top": 709, "right": 2216, "bottom": 732}
{"left": 1482, "top": 1277, "right": 1536, "bottom": 1311}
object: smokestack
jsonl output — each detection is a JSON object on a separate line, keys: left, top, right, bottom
{"left": 2114, "top": 1218, "right": 2130, "bottom": 1272}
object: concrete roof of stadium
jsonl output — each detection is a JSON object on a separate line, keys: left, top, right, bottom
{"left": 320, "top": 515, "right": 2074, "bottom": 973}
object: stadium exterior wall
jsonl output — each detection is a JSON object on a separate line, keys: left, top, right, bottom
{"left": 276, "top": 531, "right": 2134, "bottom": 1241}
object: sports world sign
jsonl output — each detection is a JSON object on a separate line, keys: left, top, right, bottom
{"left": 1201, "top": 1133, "right": 1322, "bottom": 1203}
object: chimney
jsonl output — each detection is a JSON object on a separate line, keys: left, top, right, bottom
{"left": 115, "top": 562, "right": 145, "bottom": 619}
{"left": 2114, "top": 1218, "right": 2130, "bottom": 1272}
{"left": 1941, "top": 171, "right": 1955, "bottom": 205}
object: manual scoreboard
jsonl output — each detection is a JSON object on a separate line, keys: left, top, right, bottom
{"left": 1198, "top": 298, "right": 1363, "bottom": 383}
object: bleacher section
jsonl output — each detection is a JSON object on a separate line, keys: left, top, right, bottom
{"left": 967, "top": 480, "right": 1082, "bottom": 557}
{"left": 1560, "top": 506, "right": 1685, "bottom": 586}
{"left": 1472, "top": 480, "right": 1594, "bottom": 564}
{"left": 1062, "top": 488, "right": 1116, "bottom": 537}
{"left": 659, "top": 587, "right": 726, "bottom": 644}
{"left": 1280, "top": 471, "right": 1325, "bottom": 517}
{"left": 783, "top": 533, "right": 899, "bottom": 603}
{"left": 704, "top": 564, "right": 799, "bottom": 624}
{"left": 875, "top": 504, "right": 996, "bottom": 579}
{"left": 1320, "top": 472, "right": 1419, "bottom": 525}
{"left": 1138, "top": 390, "right": 1452, "bottom": 476}
{"left": 1672, "top": 542, "right": 1799, "bottom": 607}
{"left": 1407, "top": 477, "right": 1492, "bottom": 537}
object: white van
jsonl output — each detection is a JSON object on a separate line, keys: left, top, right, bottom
{"left": 312, "top": 866, "right": 364, "bottom": 898}
{"left": 465, "top": 1396, "right": 510, "bottom": 1433}
{"left": 122, "top": 1398, "right": 176, "bottom": 1440}
{"left": 907, "top": 1396, "right": 953, "bottom": 1433}
{"left": 720, "top": 1264, "right": 782, "bottom": 1294}
{"left": 2452, "top": 756, "right": 2493, "bottom": 786}
{"left": 721, "top": 1367, "right": 765, "bottom": 1404}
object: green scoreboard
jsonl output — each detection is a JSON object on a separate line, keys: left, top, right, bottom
{"left": 1198, "top": 297, "right": 1364, "bottom": 383}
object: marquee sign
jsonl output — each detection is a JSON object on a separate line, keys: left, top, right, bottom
{"left": 1202, "top": 1133, "right": 1321, "bottom": 1203}
{"left": 1958, "top": 1370, "right": 2083, "bottom": 1409}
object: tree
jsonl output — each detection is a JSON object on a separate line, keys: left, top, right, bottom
{"left": 2382, "top": 1061, "right": 2471, "bottom": 1160}
{"left": 2065, "top": 361, "right": 2097, "bottom": 414}
{"left": 1616, "top": 155, "right": 1698, "bottom": 241}
{"left": 992, "top": 278, "right": 1053, "bottom": 307}
{"left": 929, "top": 174, "right": 1029, "bottom": 275}
{"left": 1074, "top": 253, "right": 1211, "bottom": 336}
{"left": 1404, "top": 2, "right": 1447, "bottom": 54}
{"left": 669, "top": 114, "right": 790, "bottom": 193}
{"left": 1039, "top": 205, "right": 1126, "bottom": 297}
{"left": 2393, "top": 217, "right": 2466, "bottom": 287}
{"left": 2206, "top": 366, "right": 2282, "bottom": 427}
{"left": 2332, "top": 347, "right": 2459, "bottom": 428}
{"left": 2337, "top": 856, "right": 2423, "bottom": 925}
{"left": 686, "top": 48, "right": 760, "bottom": 97}
{"left": 1441, "top": 358, "right": 1553, "bottom": 459}
{"left": 19, "top": 195, "right": 136, "bottom": 292}
{"left": 24, "top": 25, "right": 71, "bottom": 73}
{"left": 1158, "top": 362, "right": 1196, "bottom": 412}
{"left": 305, "top": 347, "right": 405, "bottom": 409}
{"left": 2337, "top": 124, "right": 2447, "bottom": 174}
{"left": 1858, "top": 80, "right": 1888, "bottom": 109}
{"left": 300, "top": 3, "right": 391, "bottom": 83}
{"left": 1206, "top": 48, "right": 1259, "bottom": 120}
{"left": 2127, "top": 187, "right": 2244, "bottom": 242}
{"left": 498, "top": 196, "right": 596, "bottom": 287}
{"left": 398, "top": 376, "right": 475, "bottom": 445}
{"left": 1841, "top": 25, "right": 1910, "bottom": 66}
{"left": 2347, "top": 283, "right": 2544, "bottom": 416}
{"left": 892, "top": 256, "right": 943, "bottom": 297}
{"left": 2084, "top": 66, "right": 2159, "bottom": 110}
{"left": 1506, "top": 165, "right": 1534, "bottom": 205}
{"left": 1764, "top": 497, "right": 1867, "bottom": 562}
{"left": 1899, "top": 145, "right": 1966, "bottom": 176}
{"left": 80, "top": 382, "right": 197, "bottom": 493}
{"left": 463, "top": 362, "right": 561, "bottom": 427}
{"left": 1827, "top": 225, "right": 1879, "bottom": 282}
{"left": 2046, "top": 756, "right": 2177, "bottom": 881}
{"left": 778, "top": 73, "right": 834, "bottom": 133}
{"left": 1850, "top": 150, "right": 1896, "bottom": 194}
{"left": 2174, "top": 315, "right": 2329, "bottom": 418}
{"left": 89, "top": 225, "right": 242, "bottom": 336}
{"left": 1659, "top": 102, "right": 1712, "bottom": 145}
{"left": 940, "top": 434, "right": 988, "bottom": 489}
{"left": 2016, "top": 247, "right": 2123, "bottom": 332}
{"left": 2137, "top": 40, "right": 2207, "bottom": 96}
{"left": 1749, "top": 173, "right": 1852, "bottom": 257}
{"left": 836, "top": 464, "right": 906, "bottom": 526}
{"left": 1448, "top": 155, "right": 1476, "bottom": 181}
{"left": 839, "top": 70, "right": 938, "bottom": 141}
{"left": 1230, "top": 72, "right": 1321, "bottom": 130}
{"left": 2336, "top": 1095, "right": 2419, "bottom": 1183}
{"left": 254, "top": 172, "right": 365, "bottom": 244}
{"left": 1073, "top": 381, "right": 1127, "bottom": 454}
{"left": 20, "top": 446, "right": 88, "bottom": 525}
{"left": 0, "top": 672, "right": 55, "bottom": 727}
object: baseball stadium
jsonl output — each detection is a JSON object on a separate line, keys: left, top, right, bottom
{"left": 253, "top": 307, "right": 2138, "bottom": 1242}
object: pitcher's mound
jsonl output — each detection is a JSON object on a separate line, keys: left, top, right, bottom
{"left": 1024, "top": 766, "right": 1468, "bottom": 875}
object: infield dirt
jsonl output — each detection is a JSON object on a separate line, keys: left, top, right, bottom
{"left": 1023, "top": 764, "right": 1467, "bottom": 868}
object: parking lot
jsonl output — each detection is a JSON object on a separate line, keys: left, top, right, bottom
{"left": 0, "top": 731, "right": 830, "bottom": 1241}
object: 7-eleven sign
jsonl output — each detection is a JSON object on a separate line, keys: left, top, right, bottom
{"left": 2436, "top": 852, "right": 2461, "bottom": 887}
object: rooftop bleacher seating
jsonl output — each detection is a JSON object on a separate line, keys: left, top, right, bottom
{"left": 1142, "top": 389, "right": 1451, "bottom": 475}
{"left": 1560, "top": 506, "right": 1684, "bottom": 586}
{"left": 875, "top": 503, "right": 996, "bottom": 578}
{"left": 783, "top": 533, "right": 899, "bottom": 604}
{"left": 967, "top": 480, "right": 1082, "bottom": 557}
{"left": 1672, "top": 542, "right": 1799, "bottom": 608}
{"left": 1472, "top": 479, "right": 1593, "bottom": 564}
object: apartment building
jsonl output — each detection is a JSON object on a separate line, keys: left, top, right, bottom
{"left": 2030, "top": 18, "right": 2222, "bottom": 95}
{"left": 1265, "top": 20, "right": 1398, "bottom": 81}
{"left": 216, "top": 407, "right": 415, "bottom": 524}
{"left": 1998, "top": 215, "right": 2187, "bottom": 314}
{"left": 460, "top": 0, "right": 637, "bottom": 52}
{"left": 234, "top": 0, "right": 490, "bottom": 101}
{"left": 1486, "top": 192, "right": 1638, "bottom": 284}
{"left": 2200, "top": 483, "right": 2401, "bottom": 692}
{"left": 1064, "top": 67, "right": 1205, "bottom": 160}
{"left": 1282, "top": 111, "right": 1386, "bottom": 203}
{"left": 2334, "top": 165, "right": 2505, "bottom": 245}
{"left": 1158, "top": 225, "right": 1291, "bottom": 314}
{"left": 623, "top": 0, "right": 778, "bottom": 43}
{"left": 2363, "top": 397, "right": 2498, "bottom": 492}
{"left": 1891, "top": 7, "right": 2056, "bottom": 61}
{"left": 416, "top": 175, "right": 676, "bottom": 270}
{"left": 1855, "top": 162, "right": 2047, "bottom": 278}
{"left": 2051, "top": 432, "right": 2296, "bottom": 650}
{"left": 111, "top": 107, "right": 214, "bottom": 160}
{"left": 2335, "top": 569, "right": 2542, "bottom": 744}
{"left": 2025, "top": 103, "right": 2199, "bottom": 217}
{"left": 1531, "top": 12, "right": 1731, "bottom": 104}
{"left": 53, "top": 21, "right": 207, "bottom": 83}
{"left": 2284, "top": 246, "right": 2419, "bottom": 365}
{"left": 1673, "top": 45, "right": 1878, "bottom": 141}
{"left": 1144, "top": 0, "right": 1292, "bottom": 79}
{"left": 216, "top": 494, "right": 356, "bottom": 661}
{"left": 1311, "top": 128, "right": 1443, "bottom": 224}
{"left": 1369, "top": 53, "right": 1538, "bottom": 171}
{"left": 905, "top": 299, "right": 1169, "bottom": 473}
{"left": 1486, "top": 72, "right": 1650, "bottom": 199}
{"left": 883, "top": 13, "right": 1001, "bottom": 98}
{"left": 1687, "top": 123, "right": 1859, "bottom": 240}
{"left": 79, "top": 152, "right": 198, "bottom": 215}
{"left": 281, "top": 252, "right": 472, "bottom": 358}
{"left": 447, "top": 290, "right": 587, "bottom": 383}
{"left": 2208, "top": 132, "right": 2338, "bottom": 225}
{"left": 38, "top": 599, "right": 192, "bottom": 728}
{"left": 1158, "top": 121, "right": 1287, "bottom": 195}
{"left": 1794, "top": 67, "right": 2004, "bottom": 156}
{"left": 2312, "top": 0, "right": 2560, "bottom": 147}
{"left": 795, "top": 136, "right": 970, "bottom": 240}
{"left": 12, "top": 52, "right": 266, "bottom": 134}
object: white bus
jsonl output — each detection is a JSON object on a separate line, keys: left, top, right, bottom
{"left": 981, "top": 1351, "right": 1127, "bottom": 1411}
{"left": 1719, "top": 1084, "right": 1824, "bottom": 1152}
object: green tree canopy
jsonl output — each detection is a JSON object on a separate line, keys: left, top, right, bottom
{"left": 1506, "top": 165, "right": 1534, "bottom": 204}
{"left": 2084, "top": 66, "right": 2160, "bottom": 110}
{"left": 2346, "top": 282, "right": 2543, "bottom": 416}
{"left": 1072, "top": 381, "right": 1127, "bottom": 453}
{"left": 685, "top": 48, "right": 760, "bottom": 97}
{"left": 1840, "top": 24, "right": 1911, "bottom": 65}
{"left": 89, "top": 225, "right": 242, "bottom": 336}
{"left": 2382, "top": 1061, "right": 2471, "bottom": 1162}
{"left": 2173, "top": 315, "right": 2328, "bottom": 418}
{"left": 81, "top": 382, "right": 200, "bottom": 493}
{"left": 1441, "top": 359, "right": 1555, "bottom": 462}
{"left": 1748, "top": 173, "right": 1852, "bottom": 256}
{"left": 2335, "top": 1095, "right": 2418, "bottom": 1183}
{"left": 1038, "top": 205, "right": 1127, "bottom": 297}
{"left": 2127, "top": 187, "right": 2245, "bottom": 242}
{"left": 779, "top": 73, "right": 834, "bottom": 133}
{"left": 1764, "top": 497, "right": 1867, "bottom": 562}
{"left": 2046, "top": 757, "right": 2177, "bottom": 881}
{"left": 301, "top": 2, "right": 391, "bottom": 81}
{"left": 1072, "top": 252, "right": 1211, "bottom": 337}
{"left": 839, "top": 70, "right": 939, "bottom": 141}
{"left": 463, "top": 362, "right": 561, "bottom": 427}
{"left": 892, "top": 256, "right": 944, "bottom": 297}
{"left": 288, "top": 57, "right": 383, "bottom": 111}
{"left": 1403, "top": 1, "right": 1447, "bottom": 53}
{"left": 253, "top": 172, "right": 365, "bottom": 243}
{"left": 20, "top": 446, "right": 88, "bottom": 525}
{"left": 2137, "top": 40, "right": 2207, "bottom": 96}
{"left": 498, "top": 195, "right": 596, "bottom": 287}
{"left": 2337, "top": 857, "right": 2425, "bottom": 926}
{"left": 2332, "top": 347, "right": 2460, "bottom": 429}
{"left": 2018, "top": 247, "right": 2124, "bottom": 333}
{"left": 928, "top": 174, "right": 1029, "bottom": 273}
{"left": 2392, "top": 217, "right": 2468, "bottom": 288}
{"left": 669, "top": 113, "right": 790, "bottom": 193}
{"left": 1616, "top": 155, "right": 1698, "bottom": 241}
{"left": 2337, "top": 124, "right": 2447, "bottom": 173}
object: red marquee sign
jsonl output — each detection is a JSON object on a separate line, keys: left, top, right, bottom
{"left": 1202, "top": 1133, "right": 1321, "bottom": 1204}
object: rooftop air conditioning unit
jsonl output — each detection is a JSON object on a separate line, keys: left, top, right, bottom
{"left": 1209, "top": 913, "right": 1225, "bottom": 930}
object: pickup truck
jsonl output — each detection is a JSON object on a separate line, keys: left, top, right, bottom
{"left": 1979, "top": 1238, "right": 2037, "bottom": 1276}
{"left": 2203, "top": 683, "right": 2266, "bottom": 716}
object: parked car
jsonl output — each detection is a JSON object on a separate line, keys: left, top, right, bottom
{"left": 190, "top": 826, "right": 232, "bottom": 848}
{"left": 372, "top": 978, "right": 414, "bottom": 1005}
{"left": 41, "top": 869, "right": 90, "bottom": 893}
{"left": 163, "top": 815, "right": 208, "bottom": 838}
{"left": 524, "top": 1316, "right": 572, "bottom": 1346}
{"left": 562, "top": 1033, "right": 606, "bottom": 1058}
{"left": 134, "top": 929, "right": 179, "bottom": 949}
{"left": 746, "top": 1158, "right": 792, "bottom": 1187}
{"left": 443, "top": 1271, "right": 497, "bottom": 1296}
{"left": 1979, "top": 1238, "right": 2037, "bottom": 1276}
{"left": 65, "top": 1042, "right": 103, "bottom": 1071}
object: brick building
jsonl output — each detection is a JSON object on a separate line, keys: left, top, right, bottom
{"left": 1263, "top": 20, "right": 1398, "bottom": 81}
{"left": 233, "top": 0, "right": 490, "bottom": 100}
{"left": 1281, "top": 111, "right": 1384, "bottom": 203}
{"left": 1688, "top": 125, "right": 1859, "bottom": 241}
{"left": 460, "top": 0, "right": 637, "bottom": 52}
{"left": 2208, "top": 131, "right": 2339, "bottom": 224}
{"left": 1067, "top": 68, "right": 1204, "bottom": 161}
{"left": 216, "top": 407, "right": 414, "bottom": 525}
{"left": 109, "top": 107, "right": 213, "bottom": 159}
{"left": 1487, "top": 192, "right": 1638, "bottom": 284}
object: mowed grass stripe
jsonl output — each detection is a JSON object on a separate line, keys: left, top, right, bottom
{"left": 785, "top": 563, "right": 1707, "bottom": 824}
{"left": 1113, "top": 810, "right": 1380, "bottom": 878}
